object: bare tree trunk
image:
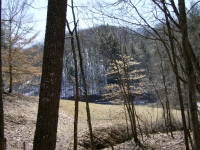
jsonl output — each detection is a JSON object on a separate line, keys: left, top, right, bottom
{"left": 178, "top": 0, "right": 200, "bottom": 149}
{"left": 0, "top": 0, "right": 6, "bottom": 149}
{"left": 8, "top": 64, "right": 12, "bottom": 93}
{"left": 71, "top": 34, "right": 79, "bottom": 150}
{"left": 175, "top": 76, "right": 190, "bottom": 149}
{"left": 77, "top": 39, "right": 95, "bottom": 150}
{"left": 71, "top": 1, "right": 95, "bottom": 148}
{"left": 66, "top": 14, "right": 80, "bottom": 149}
{"left": 156, "top": 46, "right": 173, "bottom": 136}
{"left": 159, "top": 1, "right": 189, "bottom": 148}
{"left": 8, "top": 19, "right": 12, "bottom": 93}
{"left": 111, "top": 56, "right": 145, "bottom": 149}
{"left": 147, "top": 67, "right": 167, "bottom": 132}
{"left": 33, "top": 0, "right": 67, "bottom": 149}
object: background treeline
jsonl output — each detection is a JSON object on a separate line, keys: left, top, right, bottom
{"left": 2, "top": 6, "right": 200, "bottom": 105}
{"left": 2, "top": 24, "right": 157, "bottom": 103}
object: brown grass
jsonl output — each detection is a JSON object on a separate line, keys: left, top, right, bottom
{"left": 59, "top": 100, "right": 182, "bottom": 132}
{"left": 59, "top": 100, "right": 126, "bottom": 125}
{"left": 4, "top": 94, "right": 184, "bottom": 150}
{"left": 58, "top": 100, "right": 183, "bottom": 149}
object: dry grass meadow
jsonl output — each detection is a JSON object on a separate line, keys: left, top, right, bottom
{"left": 3, "top": 93, "right": 187, "bottom": 150}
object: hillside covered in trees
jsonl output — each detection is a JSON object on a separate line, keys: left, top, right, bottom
{"left": 2, "top": 25, "right": 156, "bottom": 104}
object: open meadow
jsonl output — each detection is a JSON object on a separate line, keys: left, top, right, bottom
{"left": 3, "top": 93, "right": 187, "bottom": 150}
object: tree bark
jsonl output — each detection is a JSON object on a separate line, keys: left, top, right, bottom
{"left": 8, "top": 19, "right": 12, "bottom": 93}
{"left": 178, "top": 0, "right": 200, "bottom": 149}
{"left": 160, "top": 0, "right": 189, "bottom": 148}
{"left": 33, "top": 0, "right": 67, "bottom": 149}
{"left": 0, "top": 0, "right": 6, "bottom": 148}
{"left": 66, "top": 13, "right": 80, "bottom": 149}
{"left": 8, "top": 64, "right": 12, "bottom": 93}
{"left": 70, "top": 1, "right": 95, "bottom": 147}
{"left": 70, "top": 31, "right": 79, "bottom": 150}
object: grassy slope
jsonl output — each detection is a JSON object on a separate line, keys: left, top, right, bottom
{"left": 60, "top": 100, "right": 182, "bottom": 128}
{"left": 4, "top": 94, "right": 183, "bottom": 149}
{"left": 59, "top": 100, "right": 183, "bottom": 149}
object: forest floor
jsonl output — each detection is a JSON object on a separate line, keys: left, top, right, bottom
{"left": 3, "top": 93, "right": 191, "bottom": 149}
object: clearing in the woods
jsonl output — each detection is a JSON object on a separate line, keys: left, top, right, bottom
{"left": 4, "top": 93, "right": 188, "bottom": 149}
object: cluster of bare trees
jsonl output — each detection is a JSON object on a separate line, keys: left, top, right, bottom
{"left": 1, "top": 0, "right": 41, "bottom": 94}
{"left": 82, "top": 0, "right": 200, "bottom": 149}
{"left": 121, "top": 0, "right": 200, "bottom": 149}
{"left": 150, "top": 1, "right": 200, "bottom": 149}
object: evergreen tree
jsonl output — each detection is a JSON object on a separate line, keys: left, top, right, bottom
{"left": 99, "top": 32, "right": 120, "bottom": 60}
{"left": 138, "top": 39, "right": 150, "bottom": 63}
{"left": 130, "top": 41, "right": 136, "bottom": 56}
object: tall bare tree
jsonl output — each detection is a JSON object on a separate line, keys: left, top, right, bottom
{"left": 66, "top": 19, "right": 80, "bottom": 150}
{"left": 84, "top": 0, "right": 200, "bottom": 149}
{"left": 71, "top": 2, "right": 95, "bottom": 148}
{"left": 33, "top": 0, "right": 67, "bottom": 149}
{"left": 0, "top": 0, "right": 6, "bottom": 149}
{"left": 2, "top": 0, "right": 38, "bottom": 93}
{"left": 178, "top": 0, "right": 200, "bottom": 149}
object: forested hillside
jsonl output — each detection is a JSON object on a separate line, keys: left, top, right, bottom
{"left": 61, "top": 25, "right": 154, "bottom": 103}
{"left": 2, "top": 25, "right": 156, "bottom": 103}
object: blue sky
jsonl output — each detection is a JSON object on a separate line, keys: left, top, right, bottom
{"left": 31, "top": 0, "right": 47, "bottom": 42}
{"left": 32, "top": 0, "right": 119, "bottom": 42}
{"left": 32, "top": 0, "right": 92, "bottom": 42}
{"left": 31, "top": 0, "right": 193, "bottom": 43}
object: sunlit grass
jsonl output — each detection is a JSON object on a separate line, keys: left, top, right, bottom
{"left": 28, "top": 98, "right": 182, "bottom": 127}
{"left": 59, "top": 100, "right": 182, "bottom": 129}
{"left": 59, "top": 100, "right": 126, "bottom": 126}
{"left": 3, "top": 94, "right": 183, "bottom": 150}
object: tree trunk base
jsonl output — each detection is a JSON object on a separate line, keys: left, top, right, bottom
{"left": 0, "top": 138, "right": 6, "bottom": 150}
